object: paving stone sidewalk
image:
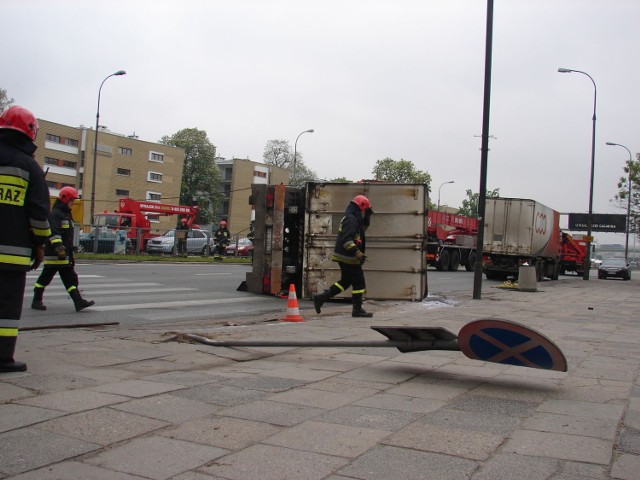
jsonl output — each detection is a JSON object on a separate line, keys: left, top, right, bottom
{"left": 1, "top": 275, "right": 639, "bottom": 480}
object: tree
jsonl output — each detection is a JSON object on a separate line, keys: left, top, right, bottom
{"left": 0, "top": 88, "right": 14, "bottom": 113}
{"left": 263, "top": 139, "right": 292, "bottom": 168}
{"left": 457, "top": 188, "right": 500, "bottom": 217}
{"left": 372, "top": 158, "right": 431, "bottom": 184}
{"left": 329, "top": 176, "right": 351, "bottom": 183}
{"left": 160, "top": 128, "right": 223, "bottom": 225}
{"left": 614, "top": 153, "right": 640, "bottom": 239}
{"left": 288, "top": 157, "right": 320, "bottom": 186}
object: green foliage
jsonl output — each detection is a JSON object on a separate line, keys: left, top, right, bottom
{"left": 288, "top": 158, "right": 320, "bottom": 186}
{"left": 263, "top": 139, "right": 292, "bottom": 168}
{"left": 457, "top": 188, "right": 500, "bottom": 217}
{"left": 160, "top": 128, "right": 223, "bottom": 224}
{"left": 372, "top": 158, "right": 431, "bottom": 185}
{"left": 329, "top": 177, "right": 351, "bottom": 183}
{"left": 614, "top": 154, "right": 640, "bottom": 236}
{"left": 0, "top": 88, "right": 14, "bottom": 113}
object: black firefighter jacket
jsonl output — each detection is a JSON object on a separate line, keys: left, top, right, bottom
{"left": 0, "top": 130, "right": 51, "bottom": 271}
{"left": 331, "top": 201, "right": 366, "bottom": 265}
{"left": 44, "top": 199, "right": 75, "bottom": 267}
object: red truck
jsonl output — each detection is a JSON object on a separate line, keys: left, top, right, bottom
{"left": 424, "top": 210, "right": 478, "bottom": 271}
{"left": 559, "top": 232, "right": 588, "bottom": 276}
{"left": 92, "top": 198, "right": 199, "bottom": 252}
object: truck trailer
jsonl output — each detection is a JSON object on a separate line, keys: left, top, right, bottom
{"left": 482, "top": 198, "right": 562, "bottom": 281}
{"left": 245, "top": 182, "right": 430, "bottom": 301}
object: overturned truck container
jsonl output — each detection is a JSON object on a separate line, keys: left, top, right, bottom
{"left": 245, "top": 182, "right": 429, "bottom": 301}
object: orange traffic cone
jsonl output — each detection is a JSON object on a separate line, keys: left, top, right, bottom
{"left": 282, "top": 283, "right": 304, "bottom": 322}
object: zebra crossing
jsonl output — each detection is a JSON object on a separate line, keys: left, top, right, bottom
{"left": 22, "top": 271, "right": 282, "bottom": 326}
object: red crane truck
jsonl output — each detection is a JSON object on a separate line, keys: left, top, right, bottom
{"left": 558, "top": 232, "right": 589, "bottom": 276}
{"left": 92, "top": 198, "right": 199, "bottom": 252}
{"left": 424, "top": 211, "right": 478, "bottom": 271}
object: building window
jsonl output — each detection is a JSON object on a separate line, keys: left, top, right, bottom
{"left": 118, "top": 146, "right": 133, "bottom": 156}
{"left": 44, "top": 156, "right": 76, "bottom": 169}
{"left": 116, "top": 189, "right": 130, "bottom": 197}
{"left": 47, "top": 181, "right": 75, "bottom": 190}
{"left": 147, "top": 171, "right": 163, "bottom": 183}
{"left": 117, "top": 168, "right": 131, "bottom": 176}
{"left": 254, "top": 170, "right": 267, "bottom": 178}
{"left": 44, "top": 134, "right": 78, "bottom": 147}
{"left": 146, "top": 191, "right": 162, "bottom": 202}
{"left": 149, "top": 151, "right": 164, "bottom": 163}
{"left": 224, "top": 168, "right": 233, "bottom": 181}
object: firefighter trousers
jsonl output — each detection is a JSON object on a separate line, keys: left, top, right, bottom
{"left": 34, "top": 265, "right": 79, "bottom": 292}
{"left": 0, "top": 270, "right": 27, "bottom": 363}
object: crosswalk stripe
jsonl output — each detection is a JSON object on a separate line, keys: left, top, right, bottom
{"left": 33, "top": 287, "right": 196, "bottom": 297}
{"left": 90, "top": 296, "right": 265, "bottom": 311}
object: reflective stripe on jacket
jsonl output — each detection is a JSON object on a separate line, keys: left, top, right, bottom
{"left": 0, "top": 131, "right": 51, "bottom": 271}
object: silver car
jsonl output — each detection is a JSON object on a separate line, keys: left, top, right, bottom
{"left": 146, "top": 229, "right": 214, "bottom": 255}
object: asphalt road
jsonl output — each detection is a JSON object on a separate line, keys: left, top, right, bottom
{"left": 19, "top": 263, "right": 594, "bottom": 330}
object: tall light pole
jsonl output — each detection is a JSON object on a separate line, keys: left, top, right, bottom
{"left": 90, "top": 70, "right": 126, "bottom": 223}
{"left": 558, "top": 67, "right": 597, "bottom": 280}
{"left": 606, "top": 142, "right": 633, "bottom": 262}
{"left": 292, "top": 129, "right": 314, "bottom": 184}
{"left": 437, "top": 180, "right": 454, "bottom": 211}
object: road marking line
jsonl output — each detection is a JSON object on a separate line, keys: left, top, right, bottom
{"left": 90, "top": 296, "right": 265, "bottom": 311}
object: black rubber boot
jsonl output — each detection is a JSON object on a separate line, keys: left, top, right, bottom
{"left": 31, "top": 287, "right": 46, "bottom": 311}
{"left": 352, "top": 294, "right": 373, "bottom": 318}
{"left": 69, "top": 288, "right": 95, "bottom": 312}
{"left": 313, "top": 286, "right": 340, "bottom": 314}
{"left": 0, "top": 336, "right": 27, "bottom": 373}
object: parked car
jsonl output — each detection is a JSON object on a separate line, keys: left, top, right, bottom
{"left": 146, "top": 229, "right": 214, "bottom": 255}
{"left": 226, "top": 237, "right": 253, "bottom": 257}
{"left": 77, "top": 228, "right": 132, "bottom": 254}
{"left": 598, "top": 257, "right": 631, "bottom": 280}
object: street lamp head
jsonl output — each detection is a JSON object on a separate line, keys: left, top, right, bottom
{"left": 115, "top": 70, "right": 127, "bottom": 76}
{"left": 307, "top": 129, "right": 314, "bottom": 133}
{"left": 606, "top": 142, "right": 617, "bottom": 146}
{"left": 557, "top": 67, "right": 572, "bottom": 73}
{"left": 447, "top": 180, "right": 454, "bottom": 185}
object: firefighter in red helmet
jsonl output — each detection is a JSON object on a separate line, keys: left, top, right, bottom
{"left": 175, "top": 217, "right": 189, "bottom": 256}
{"left": 213, "top": 220, "right": 230, "bottom": 257}
{"left": 0, "top": 106, "right": 51, "bottom": 372}
{"left": 313, "top": 194, "right": 374, "bottom": 317}
{"left": 31, "top": 186, "right": 95, "bottom": 312}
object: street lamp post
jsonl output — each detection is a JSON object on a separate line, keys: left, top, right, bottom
{"left": 90, "top": 70, "right": 126, "bottom": 224}
{"left": 606, "top": 142, "right": 633, "bottom": 262}
{"left": 292, "top": 129, "right": 314, "bottom": 184}
{"left": 437, "top": 180, "right": 454, "bottom": 211}
{"left": 558, "top": 67, "right": 597, "bottom": 280}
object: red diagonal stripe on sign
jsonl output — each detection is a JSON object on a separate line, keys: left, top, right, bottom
{"left": 473, "top": 330, "right": 540, "bottom": 366}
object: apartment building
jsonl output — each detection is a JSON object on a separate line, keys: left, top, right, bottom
{"left": 34, "top": 119, "right": 185, "bottom": 232}
{"left": 216, "top": 158, "right": 289, "bottom": 237}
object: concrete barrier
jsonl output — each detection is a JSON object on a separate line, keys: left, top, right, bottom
{"left": 518, "top": 265, "right": 537, "bottom": 292}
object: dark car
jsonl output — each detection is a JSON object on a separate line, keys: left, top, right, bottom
{"left": 598, "top": 257, "right": 631, "bottom": 280}
{"left": 78, "top": 228, "right": 132, "bottom": 254}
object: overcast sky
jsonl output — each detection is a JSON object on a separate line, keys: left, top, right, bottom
{"left": 4, "top": 0, "right": 638, "bottom": 245}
